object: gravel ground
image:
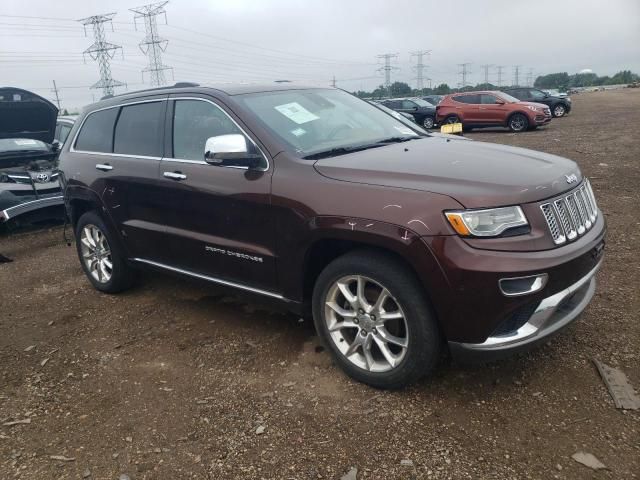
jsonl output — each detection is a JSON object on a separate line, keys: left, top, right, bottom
{"left": 1, "top": 89, "right": 639, "bottom": 479}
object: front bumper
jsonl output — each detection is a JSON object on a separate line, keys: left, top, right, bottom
{"left": 449, "top": 258, "right": 601, "bottom": 360}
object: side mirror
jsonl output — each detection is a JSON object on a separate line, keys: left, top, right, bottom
{"left": 412, "top": 106, "right": 418, "bottom": 111}
{"left": 204, "top": 134, "right": 262, "bottom": 169}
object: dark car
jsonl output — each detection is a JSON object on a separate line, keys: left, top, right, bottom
{"left": 55, "top": 115, "right": 77, "bottom": 145}
{"left": 368, "top": 100, "right": 418, "bottom": 124}
{"left": 59, "top": 83, "right": 605, "bottom": 389}
{"left": 505, "top": 87, "right": 572, "bottom": 117}
{"left": 0, "top": 88, "right": 63, "bottom": 226}
{"left": 422, "top": 95, "right": 443, "bottom": 106}
{"left": 381, "top": 97, "right": 436, "bottom": 129}
{"left": 436, "top": 91, "right": 552, "bottom": 132}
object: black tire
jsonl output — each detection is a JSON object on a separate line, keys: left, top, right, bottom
{"left": 75, "top": 210, "right": 135, "bottom": 293}
{"left": 312, "top": 250, "right": 441, "bottom": 389}
{"left": 445, "top": 115, "right": 461, "bottom": 125}
{"left": 552, "top": 103, "right": 567, "bottom": 117}
{"left": 422, "top": 115, "right": 435, "bottom": 129}
{"left": 508, "top": 113, "right": 529, "bottom": 132}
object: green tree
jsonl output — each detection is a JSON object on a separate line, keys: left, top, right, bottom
{"left": 389, "top": 81, "right": 412, "bottom": 97}
{"left": 434, "top": 83, "right": 451, "bottom": 95}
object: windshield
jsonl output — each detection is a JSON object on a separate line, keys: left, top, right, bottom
{"left": 0, "top": 138, "right": 49, "bottom": 154}
{"left": 370, "top": 102, "right": 428, "bottom": 134}
{"left": 495, "top": 91, "right": 521, "bottom": 103}
{"left": 237, "top": 89, "right": 423, "bottom": 157}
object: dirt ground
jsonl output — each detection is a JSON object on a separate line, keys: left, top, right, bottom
{"left": 1, "top": 89, "right": 639, "bottom": 480}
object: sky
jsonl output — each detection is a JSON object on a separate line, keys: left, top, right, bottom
{"left": 1, "top": 0, "right": 639, "bottom": 110}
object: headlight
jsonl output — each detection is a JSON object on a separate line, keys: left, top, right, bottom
{"left": 445, "top": 206, "right": 528, "bottom": 237}
{"left": 526, "top": 105, "right": 539, "bottom": 112}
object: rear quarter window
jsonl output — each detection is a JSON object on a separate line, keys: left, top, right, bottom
{"left": 114, "top": 102, "right": 164, "bottom": 157}
{"left": 74, "top": 108, "right": 119, "bottom": 153}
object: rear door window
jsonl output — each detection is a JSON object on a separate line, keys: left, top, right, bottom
{"left": 113, "top": 102, "right": 164, "bottom": 157}
{"left": 74, "top": 108, "right": 119, "bottom": 153}
{"left": 454, "top": 94, "right": 481, "bottom": 104}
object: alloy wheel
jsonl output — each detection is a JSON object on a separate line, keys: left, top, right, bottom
{"left": 80, "top": 224, "right": 113, "bottom": 283}
{"left": 324, "top": 275, "right": 409, "bottom": 372}
{"left": 553, "top": 105, "right": 566, "bottom": 117}
{"left": 423, "top": 117, "right": 434, "bottom": 129}
{"left": 510, "top": 114, "right": 527, "bottom": 131}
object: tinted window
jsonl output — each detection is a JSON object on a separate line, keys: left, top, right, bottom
{"left": 113, "top": 102, "right": 164, "bottom": 157}
{"left": 75, "top": 108, "right": 119, "bottom": 153}
{"left": 172, "top": 99, "right": 243, "bottom": 161}
{"left": 453, "top": 94, "right": 480, "bottom": 104}
{"left": 59, "top": 124, "right": 72, "bottom": 143}
{"left": 401, "top": 100, "right": 416, "bottom": 109}
{"left": 509, "top": 89, "right": 526, "bottom": 100}
{"left": 480, "top": 94, "right": 499, "bottom": 104}
{"left": 529, "top": 89, "right": 546, "bottom": 100}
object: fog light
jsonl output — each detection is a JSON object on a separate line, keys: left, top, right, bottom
{"left": 499, "top": 273, "right": 548, "bottom": 297}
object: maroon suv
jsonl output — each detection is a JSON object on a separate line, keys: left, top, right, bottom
{"left": 437, "top": 91, "right": 552, "bottom": 132}
{"left": 59, "top": 84, "right": 605, "bottom": 388}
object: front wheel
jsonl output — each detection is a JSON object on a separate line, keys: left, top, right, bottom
{"left": 552, "top": 104, "right": 566, "bottom": 117}
{"left": 422, "top": 115, "right": 435, "bottom": 129}
{"left": 508, "top": 113, "right": 529, "bottom": 132}
{"left": 312, "top": 251, "right": 441, "bottom": 389}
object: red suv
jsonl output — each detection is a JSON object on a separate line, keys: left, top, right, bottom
{"left": 436, "top": 91, "right": 552, "bottom": 132}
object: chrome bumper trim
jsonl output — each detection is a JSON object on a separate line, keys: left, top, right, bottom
{"left": 453, "top": 258, "right": 603, "bottom": 351}
{"left": 0, "top": 195, "right": 64, "bottom": 222}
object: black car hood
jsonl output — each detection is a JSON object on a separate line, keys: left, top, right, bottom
{"left": 0, "top": 87, "right": 58, "bottom": 144}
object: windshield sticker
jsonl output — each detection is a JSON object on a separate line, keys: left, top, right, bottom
{"left": 274, "top": 102, "right": 319, "bottom": 124}
{"left": 394, "top": 126, "right": 418, "bottom": 136}
{"left": 14, "top": 139, "right": 38, "bottom": 145}
{"left": 291, "top": 127, "right": 306, "bottom": 137}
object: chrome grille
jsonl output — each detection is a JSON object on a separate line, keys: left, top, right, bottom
{"left": 540, "top": 180, "right": 599, "bottom": 245}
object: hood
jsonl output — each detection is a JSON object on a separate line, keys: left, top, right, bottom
{"left": 0, "top": 87, "right": 58, "bottom": 144}
{"left": 313, "top": 135, "right": 581, "bottom": 208}
{"left": 520, "top": 101, "right": 549, "bottom": 110}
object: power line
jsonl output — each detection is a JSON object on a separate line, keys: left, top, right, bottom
{"left": 78, "top": 13, "right": 126, "bottom": 97}
{"left": 51, "top": 80, "right": 61, "bottom": 109}
{"left": 457, "top": 63, "right": 472, "bottom": 88}
{"left": 410, "top": 50, "right": 431, "bottom": 90}
{"left": 376, "top": 53, "right": 399, "bottom": 94}
{"left": 130, "top": 1, "right": 173, "bottom": 86}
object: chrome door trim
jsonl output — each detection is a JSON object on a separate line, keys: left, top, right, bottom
{"left": 163, "top": 171, "right": 187, "bottom": 180}
{"left": 130, "top": 257, "right": 283, "bottom": 299}
{"left": 96, "top": 164, "right": 114, "bottom": 171}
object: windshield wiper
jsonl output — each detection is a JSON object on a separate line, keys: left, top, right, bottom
{"left": 303, "top": 136, "right": 421, "bottom": 160}
{"left": 375, "top": 136, "right": 420, "bottom": 144}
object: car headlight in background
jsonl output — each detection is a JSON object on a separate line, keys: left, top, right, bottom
{"left": 445, "top": 206, "right": 528, "bottom": 237}
{"left": 526, "top": 105, "right": 540, "bottom": 112}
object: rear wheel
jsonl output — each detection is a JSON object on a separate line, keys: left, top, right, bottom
{"left": 508, "top": 113, "right": 529, "bottom": 132}
{"left": 312, "top": 251, "right": 441, "bottom": 389}
{"left": 445, "top": 115, "right": 461, "bottom": 125}
{"left": 552, "top": 104, "right": 566, "bottom": 117}
{"left": 75, "top": 211, "right": 135, "bottom": 293}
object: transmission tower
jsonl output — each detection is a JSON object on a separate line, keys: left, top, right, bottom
{"left": 376, "top": 53, "right": 399, "bottom": 95}
{"left": 78, "top": 13, "right": 125, "bottom": 97}
{"left": 496, "top": 65, "right": 505, "bottom": 87}
{"left": 480, "top": 64, "right": 493, "bottom": 85}
{"left": 410, "top": 50, "right": 431, "bottom": 91}
{"left": 512, "top": 65, "right": 522, "bottom": 87}
{"left": 526, "top": 68, "right": 534, "bottom": 87}
{"left": 457, "top": 63, "right": 472, "bottom": 88}
{"left": 130, "top": 2, "right": 173, "bottom": 86}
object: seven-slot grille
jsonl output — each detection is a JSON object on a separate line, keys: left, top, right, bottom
{"left": 540, "top": 179, "right": 598, "bottom": 245}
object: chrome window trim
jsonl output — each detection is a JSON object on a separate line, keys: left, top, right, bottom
{"left": 69, "top": 98, "right": 168, "bottom": 156}
{"left": 169, "top": 96, "right": 270, "bottom": 172}
{"left": 130, "top": 257, "right": 283, "bottom": 299}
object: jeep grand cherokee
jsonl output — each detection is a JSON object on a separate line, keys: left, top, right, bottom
{"left": 59, "top": 83, "right": 605, "bottom": 388}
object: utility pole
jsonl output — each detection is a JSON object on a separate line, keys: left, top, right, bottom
{"left": 78, "top": 13, "right": 125, "bottom": 97}
{"left": 496, "top": 65, "right": 505, "bottom": 87}
{"left": 331, "top": 75, "right": 336, "bottom": 88}
{"left": 51, "top": 80, "right": 61, "bottom": 110}
{"left": 376, "top": 53, "right": 399, "bottom": 96}
{"left": 410, "top": 50, "right": 431, "bottom": 91}
{"left": 513, "top": 65, "right": 522, "bottom": 87}
{"left": 457, "top": 63, "right": 472, "bottom": 88}
{"left": 130, "top": 2, "right": 173, "bottom": 86}
{"left": 480, "top": 64, "right": 493, "bottom": 85}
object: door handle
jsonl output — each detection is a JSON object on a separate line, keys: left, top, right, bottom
{"left": 164, "top": 171, "right": 187, "bottom": 180}
{"left": 96, "top": 163, "right": 113, "bottom": 172}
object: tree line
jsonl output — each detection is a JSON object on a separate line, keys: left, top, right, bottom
{"left": 353, "top": 70, "right": 639, "bottom": 99}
